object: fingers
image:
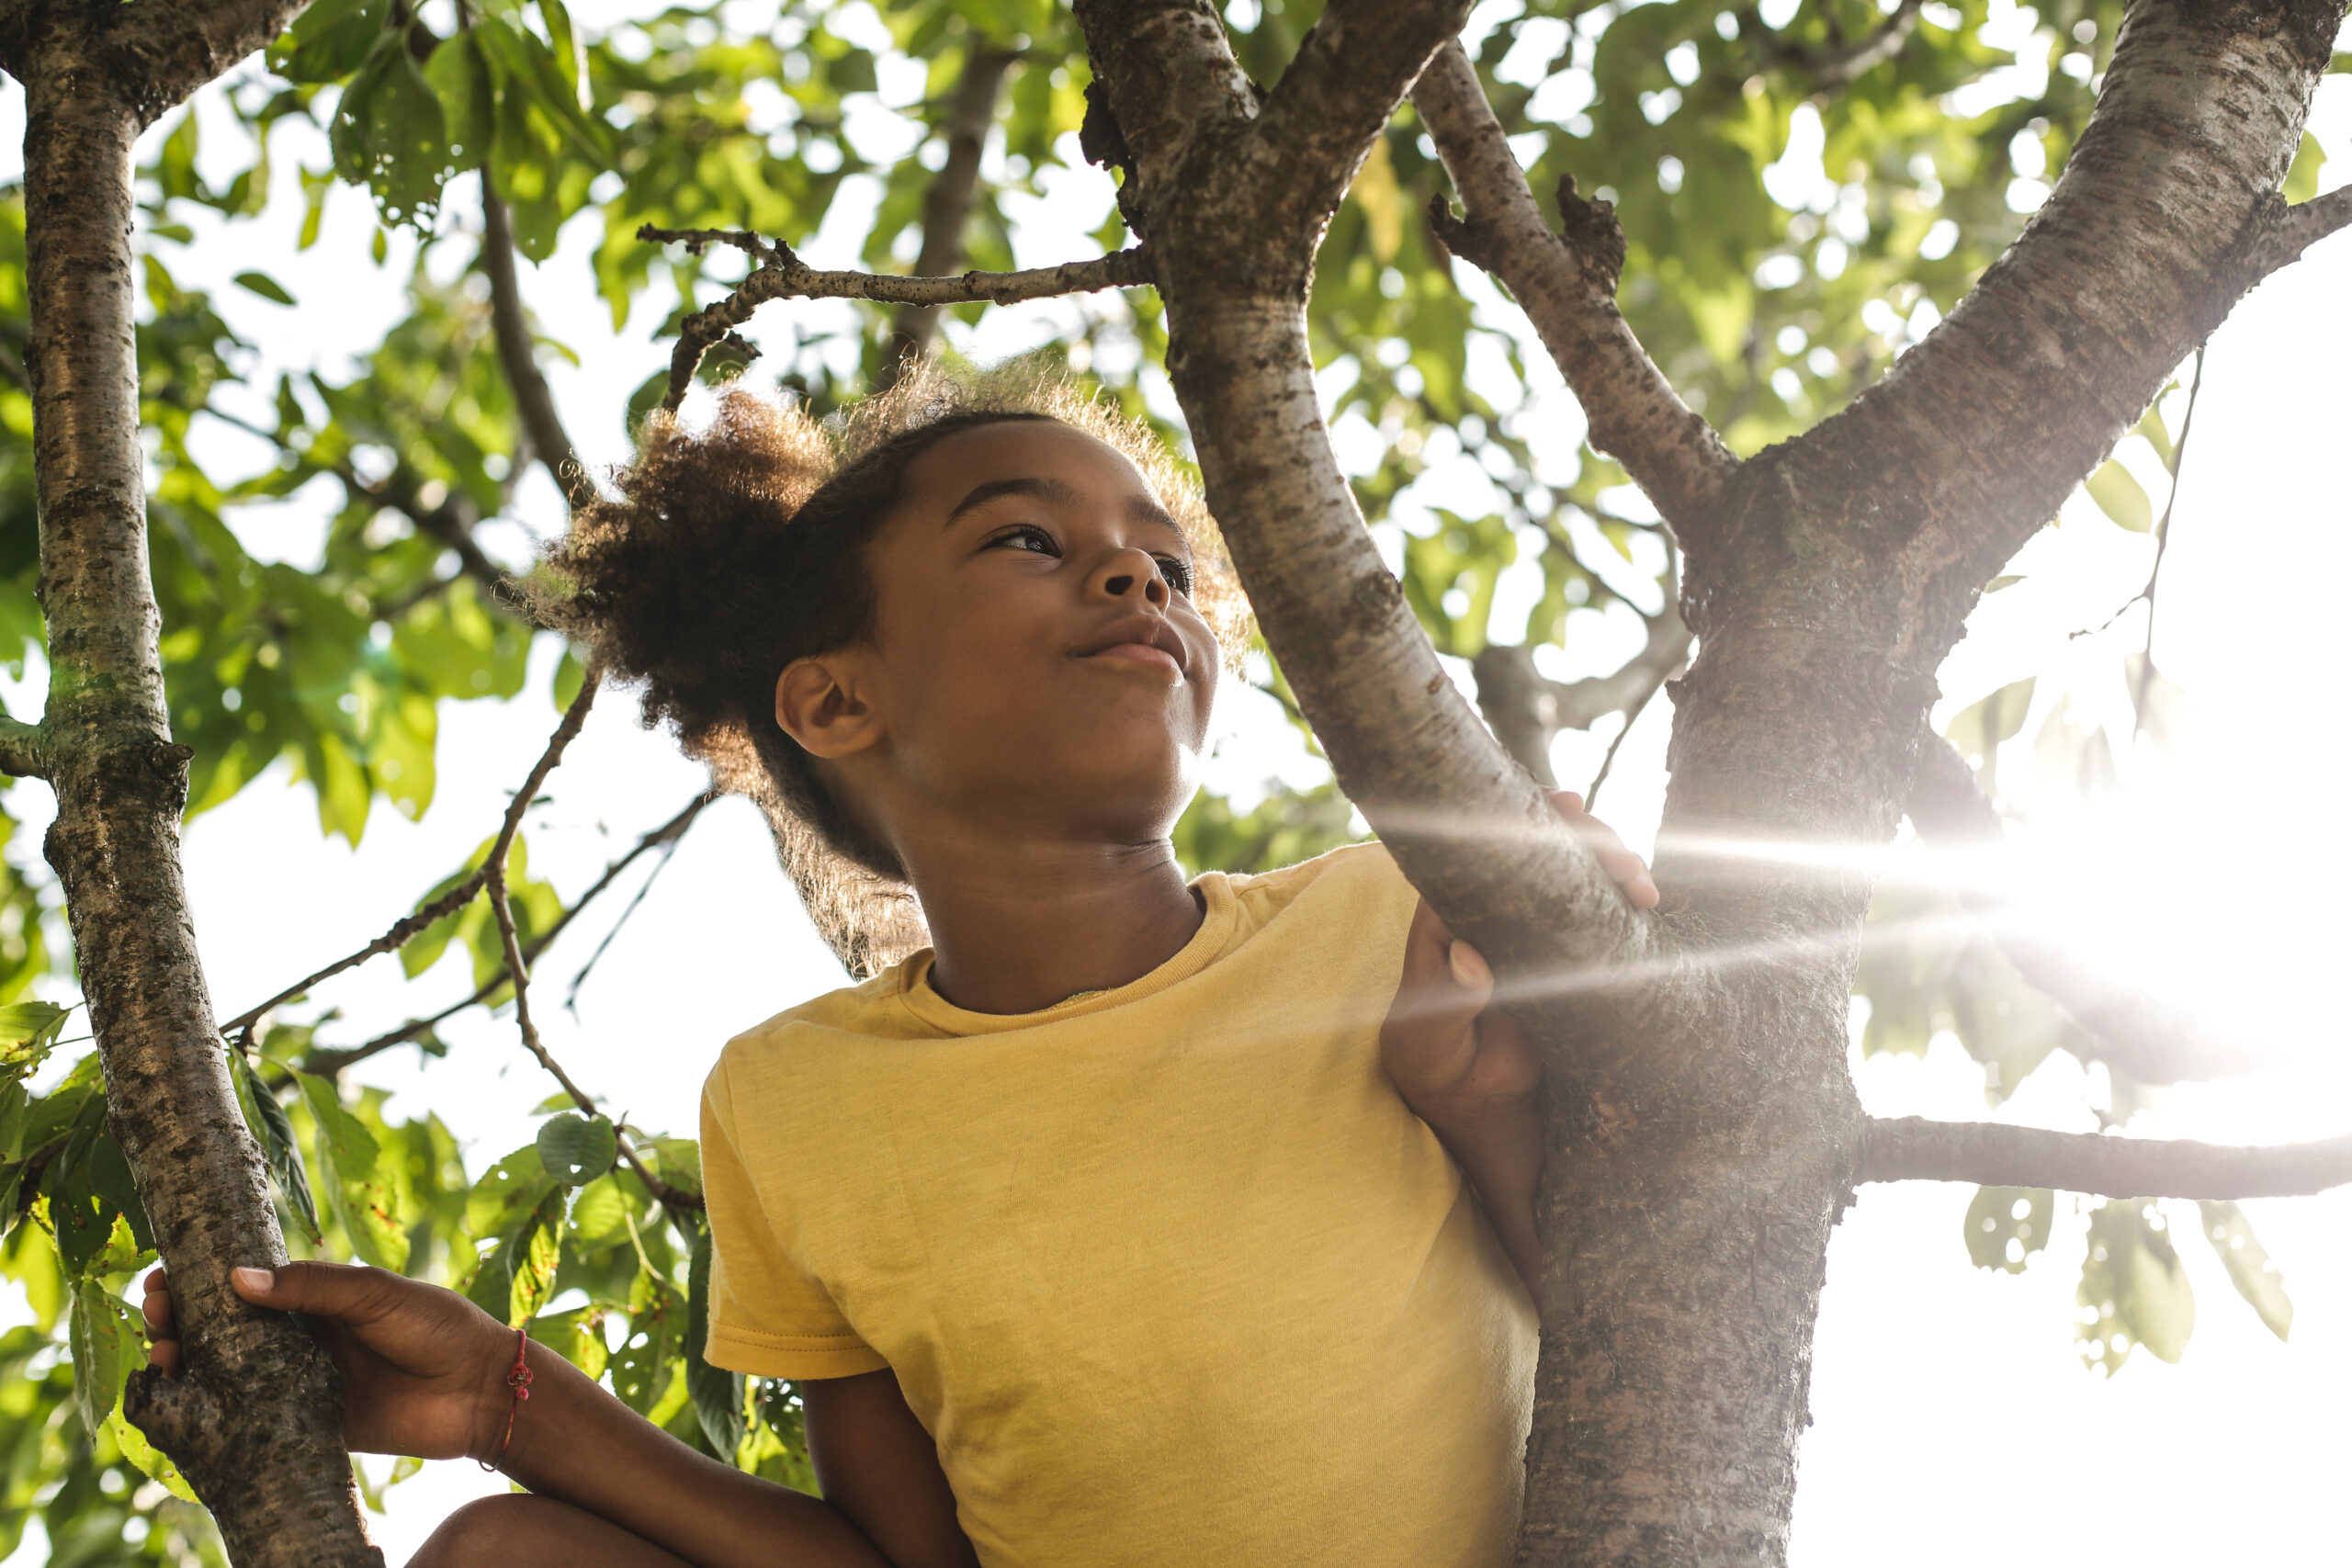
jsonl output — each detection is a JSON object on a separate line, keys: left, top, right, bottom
{"left": 231, "top": 1259, "right": 395, "bottom": 1323}
{"left": 1545, "top": 790, "right": 1660, "bottom": 910}
{"left": 1389, "top": 900, "right": 1491, "bottom": 1035}
{"left": 142, "top": 1268, "right": 179, "bottom": 1372}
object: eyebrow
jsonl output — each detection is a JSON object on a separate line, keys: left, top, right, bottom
{"left": 944, "top": 475, "right": 1190, "bottom": 547}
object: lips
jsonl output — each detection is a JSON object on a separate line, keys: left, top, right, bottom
{"left": 1073, "top": 613, "right": 1189, "bottom": 675}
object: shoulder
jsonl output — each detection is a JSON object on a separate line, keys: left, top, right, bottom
{"left": 704, "top": 958, "right": 941, "bottom": 1102}
{"left": 1221, "top": 839, "right": 1419, "bottom": 939}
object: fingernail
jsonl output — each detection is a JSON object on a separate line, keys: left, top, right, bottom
{"left": 232, "top": 1267, "right": 274, "bottom": 1292}
{"left": 1447, "top": 941, "right": 1490, "bottom": 988}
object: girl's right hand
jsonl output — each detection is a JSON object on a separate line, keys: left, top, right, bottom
{"left": 143, "top": 1263, "right": 515, "bottom": 1462}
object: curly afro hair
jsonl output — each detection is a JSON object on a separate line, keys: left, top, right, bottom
{"left": 530, "top": 359, "right": 1249, "bottom": 976}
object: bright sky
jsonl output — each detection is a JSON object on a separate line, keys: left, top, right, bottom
{"left": 3, "top": 10, "right": 2350, "bottom": 1563}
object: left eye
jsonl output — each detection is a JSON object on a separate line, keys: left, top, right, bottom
{"left": 1156, "top": 556, "right": 1194, "bottom": 595}
{"left": 988, "top": 525, "right": 1059, "bottom": 556}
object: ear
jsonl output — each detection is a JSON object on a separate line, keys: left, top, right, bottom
{"left": 775, "top": 655, "right": 885, "bottom": 760}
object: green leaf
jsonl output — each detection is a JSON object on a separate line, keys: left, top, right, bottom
{"left": 2284, "top": 131, "right": 2327, "bottom": 204}
{"left": 233, "top": 1052, "right": 322, "bottom": 1244}
{"left": 68, "top": 1280, "right": 137, "bottom": 1436}
{"left": 0, "top": 1001, "right": 70, "bottom": 1083}
{"left": 330, "top": 36, "right": 451, "bottom": 230}
{"left": 1983, "top": 574, "right": 2023, "bottom": 593}
{"left": 466, "top": 1144, "right": 561, "bottom": 1240}
{"left": 529, "top": 1305, "right": 611, "bottom": 1382}
{"left": 269, "top": 0, "right": 390, "bottom": 82}
{"left": 2133, "top": 404, "right": 2177, "bottom": 473}
{"left": 2197, "top": 1200, "right": 2291, "bottom": 1341}
{"left": 2085, "top": 460, "right": 2153, "bottom": 532}
{"left": 612, "top": 1270, "right": 683, "bottom": 1416}
{"left": 687, "top": 1224, "right": 746, "bottom": 1461}
{"left": 46, "top": 1092, "right": 155, "bottom": 1275}
{"left": 1944, "top": 677, "right": 2036, "bottom": 791}
{"left": 553, "top": 647, "right": 588, "bottom": 712}
{"left": 110, "top": 1407, "right": 201, "bottom": 1502}
{"left": 2077, "top": 1199, "right": 2195, "bottom": 1373}
{"left": 232, "top": 271, "right": 297, "bottom": 306}
{"left": 293, "top": 1071, "right": 408, "bottom": 1270}
{"left": 424, "top": 32, "right": 497, "bottom": 173}
{"left": 537, "top": 1112, "right": 616, "bottom": 1187}
{"left": 1963, "top": 1186, "right": 2052, "bottom": 1274}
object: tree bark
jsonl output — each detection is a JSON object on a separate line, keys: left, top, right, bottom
{"left": 1060, "top": 0, "right": 2348, "bottom": 1562}
{"left": 3, "top": 4, "right": 379, "bottom": 1563}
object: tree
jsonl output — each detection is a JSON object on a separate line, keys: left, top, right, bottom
{"left": 0, "top": 0, "right": 2345, "bottom": 1563}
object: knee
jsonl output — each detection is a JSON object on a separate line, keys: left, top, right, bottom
{"left": 408, "top": 1494, "right": 559, "bottom": 1568}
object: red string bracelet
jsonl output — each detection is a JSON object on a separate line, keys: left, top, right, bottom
{"left": 479, "top": 1326, "right": 534, "bottom": 1472}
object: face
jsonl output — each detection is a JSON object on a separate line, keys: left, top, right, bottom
{"left": 776, "top": 421, "right": 1222, "bottom": 859}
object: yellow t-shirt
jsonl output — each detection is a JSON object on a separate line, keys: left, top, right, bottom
{"left": 699, "top": 841, "right": 1537, "bottom": 1568}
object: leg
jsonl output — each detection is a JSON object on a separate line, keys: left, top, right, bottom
{"left": 409, "top": 1494, "right": 695, "bottom": 1568}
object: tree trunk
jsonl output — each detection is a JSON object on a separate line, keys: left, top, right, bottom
{"left": 4, "top": 5, "right": 380, "bottom": 1563}
{"left": 1060, "top": 0, "right": 2348, "bottom": 1562}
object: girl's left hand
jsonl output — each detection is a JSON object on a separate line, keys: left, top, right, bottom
{"left": 1381, "top": 791, "right": 1657, "bottom": 1107}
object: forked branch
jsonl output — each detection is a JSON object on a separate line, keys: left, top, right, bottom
{"left": 1413, "top": 41, "right": 1739, "bottom": 532}
{"left": 1860, "top": 1115, "right": 2352, "bottom": 1199}
{"left": 639, "top": 226, "right": 1152, "bottom": 410}
{"left": 1798, "top": 0, "right": 2346, "bottom": 592}
{"left": 1473, "top": 570, "right": 1689, "bottom": 787}
{"left": 483, "top": 837, "right": 702, "bottom": 1214}
{"left": 301, "top": 792, "right": 713, "bottom": 1077}
{"left": 220, "top": 671, "right": 603, "bottom": 1040}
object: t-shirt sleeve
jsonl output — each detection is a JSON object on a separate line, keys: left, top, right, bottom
{"left": 699, "top": 1052, "right": 890, "bottom": 1381}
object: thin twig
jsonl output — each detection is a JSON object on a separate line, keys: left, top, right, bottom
{"left": 485, "top": 848, "right": 703, "bottom": 1214}
{"left": 1860, "top": 1114, "right": 2352, "bottom": 1200}
{"left": 301, "top": 791, "right": 713, "bottom": 1077}
{"left": 1584, "top": 664, "right": 1675, "bottom": 808}
{"left": 2132, "top": 344, "right": 2204, "bottom": 736}
{"left": 563, "top": 797, "right": 710, "bottom": 1015}
{"left": 221, "top": 672, "right": 604, "bottom": 1040}
{"left": 638, "top": 226, "right": 1153, "bottom": 410}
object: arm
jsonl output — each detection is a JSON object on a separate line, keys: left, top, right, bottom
{"left": 143, "top": 1265, "right": 972, "bottom": 1568}
{"left": 1380, "top": 793, "right": 1657, "bottom": 1300}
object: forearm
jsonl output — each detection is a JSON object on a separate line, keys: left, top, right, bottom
{"left": 1406, "top": 1089, "right": 1544, "bottom": 1303}
{"left": 497, "top": 1342, "right": 888, "bottom": 1568}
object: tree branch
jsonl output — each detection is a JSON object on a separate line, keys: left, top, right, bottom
{"left": 880, "top": 44, "right": 1021, "bottom": 384}
{"left": 1860, "top": 1115, "right": 2352, "bottom": 1199}
{"left": 639, "top": 228, "right": 1153, "bottom": 411}
{"left": 300, "top": 791, "right": 711, "bottom": 1077}
{"left": 2243, "top": 182, "right": 2352, "bottom": 278}
{"left": 1251, "top": 0, "right": 1476, "bottom": 242}
{"left": 1472, "top": 555, "right": 1690, "bottom": 786}
{"left": 1756, "top": 0, "right": 1924, "bottom": 86}
{"left": 0, "top": 704, "right": 45, "bottom": 778}
{"left": 483, "top": 836, "right": 701, "bottom": 1214}
{"left": 198, "top": 399, "right": 513, "bottom": 610}
{"left": 1905, "top": 731, "right": 2279, "bottom": 1083}
{"left": 482, "top": 186, "right": 590, "bottom": 507}
{"left": 1413, "top": 41, "right": 1740, "bottom": 533}
{"left": 220, "top": 671, "right": 603, "bottom": 1042}
{"left": 90, "top": 0, "right": 310, "bottom": 122}
{"left": 1792, "top": 0, "right": 2344, "bottom": 596}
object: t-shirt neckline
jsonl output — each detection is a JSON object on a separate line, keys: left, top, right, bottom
{"left": 896, "top": 872, "right": 1238, "bottom": 1036}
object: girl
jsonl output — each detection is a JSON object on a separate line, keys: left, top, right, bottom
{"left": 144, "top": 365, "right": 1657, "bottom": 1568}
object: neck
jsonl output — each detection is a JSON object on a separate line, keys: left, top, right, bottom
{"left": 901, "top": 827, "right": 1204, "bottom": 1016}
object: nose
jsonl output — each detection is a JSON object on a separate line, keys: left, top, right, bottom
{"left": 1093, "top": 547, "right": 1171, "bottom": 607}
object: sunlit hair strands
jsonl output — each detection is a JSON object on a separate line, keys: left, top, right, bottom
{"left": 528, "top": 358, "right": 1250, "bottom": 977}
